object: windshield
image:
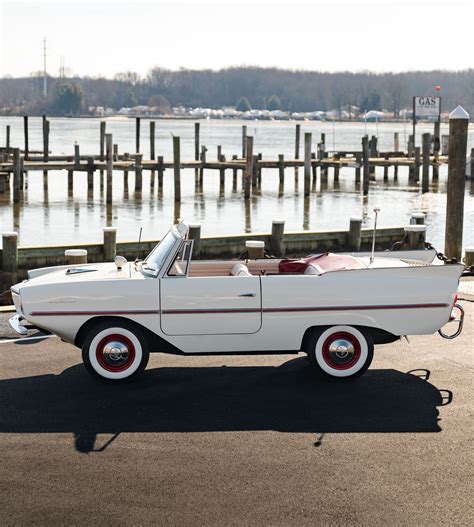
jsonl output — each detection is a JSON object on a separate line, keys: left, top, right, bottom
{"left": 142, "top": 230, "right": 178, "bottom": 275}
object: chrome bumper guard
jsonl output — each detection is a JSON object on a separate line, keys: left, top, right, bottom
{"left": 438, "top": 303, "right": 464, "bottom": 340}
{"left": 9, "top": 314, "right": 28, "bottom": 336}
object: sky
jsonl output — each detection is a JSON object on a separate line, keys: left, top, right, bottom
{"left": 1, "top": 0, "right": 473, "bottom": 79}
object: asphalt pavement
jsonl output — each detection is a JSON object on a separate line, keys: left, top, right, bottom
{"left": 0, "top": 302, "right": 473, "bottom": 525}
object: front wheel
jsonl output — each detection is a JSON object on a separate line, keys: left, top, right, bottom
{"left": 82, "top": 322, "right": 150, "bottom": 383}
{"left": 306, "top": 325, "right": 374, "bottom": 380}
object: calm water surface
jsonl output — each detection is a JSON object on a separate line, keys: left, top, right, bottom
{"left": 0, "top": 117, "right": 473, "bottom": 250}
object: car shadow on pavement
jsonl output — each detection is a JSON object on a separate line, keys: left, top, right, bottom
{"left": 0, "top": 357, "right": 446, "bottom": 453}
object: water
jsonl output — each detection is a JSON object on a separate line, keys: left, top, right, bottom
{"left": 0, "top": 116, "right": 473, "bottom": 250}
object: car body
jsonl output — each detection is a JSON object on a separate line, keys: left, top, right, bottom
{"left": 10, "top": 222, "right": 465, "bottom": 382}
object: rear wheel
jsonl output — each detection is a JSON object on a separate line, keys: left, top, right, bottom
{"left": 306, "top": 325, "right": 373, "bottom": 380}
{"left": 82, "top": 321, "right": 149, "bottom": 383}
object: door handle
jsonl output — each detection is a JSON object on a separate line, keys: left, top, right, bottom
{"left": 238, "top": 293, "right": 256, "bottom": 297}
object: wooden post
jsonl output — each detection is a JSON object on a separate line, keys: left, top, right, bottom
{"left": 278, "top": 154, "right": 285, "bottom": 185}
{"left": 251, "top": 155, "right": 258, "bottom": 187}
{"left": 6, "top": 125, "right": 10, "bottom": 154}
{"left": 334, "top": 165, "right": 340, "bottom": 183}
{"left": 199, "top": 145, "right": 206, "bottom": 185}
{"left": 149, "top": 121, "right": 156, "bottom": 160}
{"left": 244, "top": 136, "right": 253, "bottom": 200}
{"left": 23, "top": 115, "right": 29, "bottom": 160}
{"left": 295, "top": 124, "right": 301, "bottom": 176}
{"left": 173, "top": 135, "right": 181, "bottom": 202}
{"left": 99, "top": 121, "right": 106, "bottom": 181}
{"left": 355, "top": 153, "right": 361, "bottom": 183}
{"left": 405, "top": 225, "right": 426, "bottom": 250}
{"left": 348, "top": 217, "right": 362, "bottom": 251}
{"left": 135, "top": 153, "right": 143, "bottom": 192}
{"left": 421, "top": 132, "right": 431, "bottom": 193}
{"left": 383, "top": 154, "right": 389, "bottom": 182}
{"left": 194, "top": 122, "right": 200, "bottom": 180}
{"left": 135, "top": 117, "right": 141, "bottom": 153}
{"left": 414, "top": 147, "right": 421, "bottom": 183}
{"left": 42, "top": 117, "right": 49, "bottom": 182}
{"left": 157, "top": 155, "right": 164, "bottom": 187}
{"left": 65, "top": 249, "right": 87, "bottom": 265}
{"left": 73, "top": 144, "right": 80, "bottom": 168}
{"left": 464, "top": 248, "right": 474, "bottom": 267}
{"left": 12, "top": 148, "right": 21, "bottom": 203}
{"left": 362, "top": 135, "right": 369, "bottom": 195}
{"left": 410, "top": 212, "right": 425, "bottom": 225}
{"left": 232, "top": 154, "right": 238, "bottom": 189}
{"left": 188, "top": 224, "right": 201, "bottom": 259}
{"left": 271, "top": 220, "right": 285, "bottom": 257}
{"left": 434, "top": 121, "right": 441, "bottom": 155}
{"left": 445, "top": 106, "right": 469, "bottom": 260}
{"left": 123, "top": 152, "right": 130, "bottom": 186}
{"left": 311, "top": 153, "right": 317, "bottom": 183}
{"left": 217, "top": 145, "right": 225, "bottom": 187}
{"left": 87, "top": 157, "right": 94, "bottom": 191}
{"left": 2, "top": 232, "right": 18, "bottom": 273}
{"left": 103, "top": 227, "right": 117, "bottom": 261}
{"left": 304, "top": 132, "right": 311, "bottom": 197}
{"left": 394, "top": 164, "right": 399, "bottom": 181}
{"left": 105, "top": 133, "right": 113, "bottom": 203}
{"left": 242, "top": 125, "right": 247, "bottom": 158}
{"left": 394, "top": 132, "right": 399, "bottom": 152}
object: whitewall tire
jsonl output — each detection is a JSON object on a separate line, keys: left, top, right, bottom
{"left": 307, "top": 325, "right": 374, "bottom": 380}
{"left": 82, "top": 322, "right": 149, "bottom": 382}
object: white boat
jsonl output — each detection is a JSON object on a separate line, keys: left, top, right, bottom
{"left": 9, "top": 222, "right": 465, "bottom": 383}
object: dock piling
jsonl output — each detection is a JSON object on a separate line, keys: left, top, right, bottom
{"left": 173, "top": 136, "right": 181, "bottom": 202}
{"left": 422, "top": 133, "right": 431, "bottom": 193}
{"left": 244, "top": 136, "right": 253, "bottom": 200}
{"left": 362, "top": 135, "right": 369, "bottom": 195}
{"left": 103, "top": 227, "right": 117, "bottom": 261}
{"left": 348, "top": 217, "right": 362, "bottom": 251}
{"left": 304, "top": 132, "right": 311, "bottom": 197}
{"left": 271, "top": 220, "right": 285, "bottom": 257}
{"left": 2, "top": 231, "right": 18, "bottom": 273}
{"left": 135, "top": 153, "right": 143, "bottom": 193}
{"left": 445, "top": 106, "right": 469, "bottom": 260}
{"left": 135, "top": 117, "right": 141, "bottom": 153}
{"left": 188, "top": 224, "right": 202, "bottom": 259}
{"left": 106, "top": 133, "right": 113, "bottom": 203}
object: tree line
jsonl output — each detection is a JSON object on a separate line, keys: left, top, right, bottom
{"left": 1, "top": 66, "right": 474, "bottom": 117}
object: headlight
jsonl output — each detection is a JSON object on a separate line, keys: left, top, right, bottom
{"left": 11, "top": 291, "right": 22, "bottom": 314}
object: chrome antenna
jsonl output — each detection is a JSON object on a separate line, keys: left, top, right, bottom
{"left": 370, "top": 208, "right": 380, "bottom": 264}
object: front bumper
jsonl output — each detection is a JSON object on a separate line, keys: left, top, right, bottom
{"left": 9, "top": 314, "right": 28, "bottom": 336}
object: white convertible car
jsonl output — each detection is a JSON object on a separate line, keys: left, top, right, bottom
{"left": 10, "top": 222, "right": 464, "bottom": 383}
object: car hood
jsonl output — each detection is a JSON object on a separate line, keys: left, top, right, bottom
{"left": 12, "top": 262, "right": 131, "bottom": 293}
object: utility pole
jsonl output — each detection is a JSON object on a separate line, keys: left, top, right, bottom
{"left": 43, "top": 37, "right": 47, "bottom": 97}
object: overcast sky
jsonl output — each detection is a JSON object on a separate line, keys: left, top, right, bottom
{"left": 1, "top": 0, "right": 473, "bottom": 78}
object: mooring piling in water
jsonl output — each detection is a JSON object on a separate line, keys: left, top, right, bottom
{"left": 194, "top": 122, "right": 200, "bottom": 181}
{"left": 105, "top": 133, "right": 113, "bottom": 204}
{"left": 421, "top": 133, "right": 431, "bottom": 193}
{"left": 135, "top": 117, "right": 141, "bottom": 154}
{"left": 362, "top": 135, "right": 369, "bottom": 195}
{"left": 173, "top": 135, "right": 181, "bottom": 202}
{"left": 445, "top": 106, "right": 469, "bottom": 261}
{"left": 244, "top": 136, "right": 253, "bottom": 200}
{"left": 304, "top": 132, "right": 311, "bottom": 197}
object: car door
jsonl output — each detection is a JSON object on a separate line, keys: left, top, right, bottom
{"left": 160, "top": 274, "right": 262, "bottom": 336}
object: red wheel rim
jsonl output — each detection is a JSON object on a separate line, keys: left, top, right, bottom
{"left": 322, "top": 331, "right": 361, "bottom": 370}
{"left": 95, "top": 334, "right": 136, "bottom": 372}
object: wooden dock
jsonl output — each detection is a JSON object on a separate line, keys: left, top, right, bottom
{"left": 0, "top": 117, "right": 453, "bottom": 206}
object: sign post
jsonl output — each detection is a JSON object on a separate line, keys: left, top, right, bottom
{"left": 412, "top": 96, "right": 441, "bottom": 148}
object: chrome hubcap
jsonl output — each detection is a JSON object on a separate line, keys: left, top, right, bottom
{"left": 328, "top": 338, "right": 355, "bottom": 361}
{"left": 102, "top": 340, "right": 130, "bottom": 366}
